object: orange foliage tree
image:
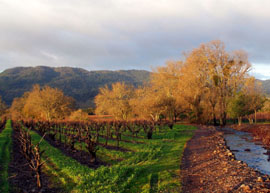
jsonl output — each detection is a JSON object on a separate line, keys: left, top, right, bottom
{"left": 94, "top": 40, "right": 261, "bottom": 125}
{"left": 10, "top": 85, "right": 74, "bottom": 120}
{"left": 177, "top": 40, "right": 251, "bottom": 124}
{"left": 95, "top": 82, "right": 134, "bottom": 120}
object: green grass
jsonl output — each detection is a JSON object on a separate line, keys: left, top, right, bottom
{"left": 0, "top": 120, "right": 12, "bottom": 193}
{"left": 30, "top": 124, "right": 196, "bottom": 193}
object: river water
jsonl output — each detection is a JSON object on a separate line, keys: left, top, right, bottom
{"left": 223, "top": 128, "right": 270, "bottom": 175}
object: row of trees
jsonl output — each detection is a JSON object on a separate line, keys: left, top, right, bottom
{"left": 95, "top": 40, "right": 265, "bottom": 125}
{"left": 0, "top": 40, "right": 266, "bottom": 125}
{"left": 10, "top": 85, "right": 74, "bottom": 120}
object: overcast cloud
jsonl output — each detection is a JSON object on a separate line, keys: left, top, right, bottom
{"left": 0, "top": 0, "right": 270, "bottom": 79}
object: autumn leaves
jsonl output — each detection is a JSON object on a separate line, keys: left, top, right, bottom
{"left": 95, "top": 40, "right": 260, "bottom": 125}
{"left": 5, "top": 40, "right": 263, "bottom": 125}
{"left": 10, "top": 85, "right": 74, "bottom": 120}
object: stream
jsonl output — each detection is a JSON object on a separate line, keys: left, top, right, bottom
{"left": 223, "top": 127, "right": 270, "bottom": 175}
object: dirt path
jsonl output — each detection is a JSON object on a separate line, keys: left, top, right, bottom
{"left": 181, "top": 126, "right": 270, "bottom": 193}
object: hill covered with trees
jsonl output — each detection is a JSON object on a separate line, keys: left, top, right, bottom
{"left": 0, "top": 66, "right": 150, "bottom": 107}
{"left": 260, "top": 79, "right": 270, "bottom": 94}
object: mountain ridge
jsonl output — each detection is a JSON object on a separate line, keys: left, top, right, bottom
{"left": 0, "top": 66, "right": 151, "bottom": 108}
{"left": 259, "top": 79, "right": 270, "bottom": 94}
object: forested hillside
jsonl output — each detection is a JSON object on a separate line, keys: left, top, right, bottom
{"left": 261, "top": 79, "right": 270, "bottom": 95}
{"left": 0, "top": 66, "right": 150, "bottom": 107}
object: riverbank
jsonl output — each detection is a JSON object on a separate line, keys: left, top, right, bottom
{"left": 232, "top": 124, "right": 270, "bottom": 149}
{"left": 181, "top": 125, "right": 270, "bottom": 192}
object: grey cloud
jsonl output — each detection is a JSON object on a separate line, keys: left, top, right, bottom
{"left": 249, "top": 72, "right": 270, "bottom": 80}
{"left": 0, "top": 0, "right": 270, "bottom": 79}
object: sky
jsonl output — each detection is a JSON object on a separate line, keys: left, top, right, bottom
{"left": 0, "top": 0, "right": 270, "bottom": 79}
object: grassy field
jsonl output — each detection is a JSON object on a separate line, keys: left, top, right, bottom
{"left": 30, "top": 124, "right": 196, "bottom": 193}
{"left": 0, "top": 120, "right": 12, "bottom": 193}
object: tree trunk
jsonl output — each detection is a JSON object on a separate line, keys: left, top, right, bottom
{"left": 220, "top": 112, "right": 227, "bottom": 126}
{"left": 90, "top": 151, "right": 96, "bottom": 163}
{"left": 147, "top": 131, "right": 153, "bottom": 139}
{"left": 36, "top": 172, "right": 41, "bottom": 188}
{"left": 174, "top": 111, "right": 177, "bottom": 123}
{"left": 212, "top": 107, "right": 217, "bottom": 126}
{"left": 211, "top": 104, "right": 218, "bottom": 126}
{"left": 220, "top": 118, "right": 223, "bottom": 126}
{"left": 223, "top": 114, "right": 227, "bottom": 126}
{"left": 255, "top": 109, "right": 257, "bottom": 124}
{"left": 238, "top": 117, "right": 242, "bottom": 126}
{"left": 213, "top": 115, "right": 217, "bottom": 126}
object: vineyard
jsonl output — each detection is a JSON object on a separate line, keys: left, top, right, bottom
{"left": 0, "top": 119, "right": 195, "bottom": 193}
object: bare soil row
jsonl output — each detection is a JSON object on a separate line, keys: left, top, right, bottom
{"left": 36, "top": 129, "right": 107, "bottom": 169}
{"left": 8, "top": 129, "right": 60, "bottom": 193}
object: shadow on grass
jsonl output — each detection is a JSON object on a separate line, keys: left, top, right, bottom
{"left": 44, "top": 156, "right": 77, "bottom": 192}
{"left": 150, "top": 173, "right": 158, "bottom": 193}
{"left": 0, "top": 139, "right": 10, "bottom": 192}
{"left": 0, "top": 121, "right": 11, "bottom": 193}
